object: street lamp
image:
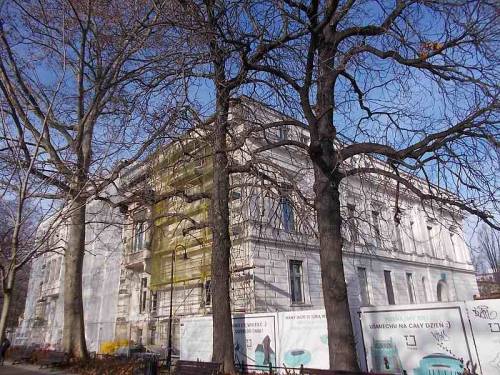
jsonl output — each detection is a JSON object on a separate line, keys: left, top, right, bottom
{"left": 166, "top": 243, "right": 187, "bottom": 370}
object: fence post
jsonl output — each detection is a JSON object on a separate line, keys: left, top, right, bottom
{"left": 269, "top": 362, "right": 273, "bottom": 375}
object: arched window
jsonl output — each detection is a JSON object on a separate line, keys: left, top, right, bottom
{"left": 437, "top": 280, "right": 449, "bottom": 302}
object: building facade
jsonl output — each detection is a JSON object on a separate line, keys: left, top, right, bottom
{"left": 16, "top": 98, "right": 478, "bottom": 357}
{"left": 15, "top": 194, "right": 124, "bottom": 352}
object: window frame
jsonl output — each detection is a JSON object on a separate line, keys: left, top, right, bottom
{"left": 384, "top": 270, "right": 396, "bottom": 305}
{"left": 289, "top": 260, "right": 305, "bottom": 304}
{"left": 371, "top": 210, "right": 382, "bottom": 247}
{"left": 449, "top": 229, "right": 460, "bottom": 261}
{"left": 280, "top": 195, "right": 295, "bottom": 233}
{"left": 406, "top": 272, "right": 416, "bottom": 304}
{"left": 203, "top": 279, "right": 212, "bottom": 307}
{"left": 409, "top": 220, "right": 419, "bottom": 254}
{"left": 347, "top": 204, "right": 358, "bottom": 244}
{"left": 139, "top": 277, "right": 148, "bottom": 313}
{"left": 357, "top": 267, "right": 371, "bottom": 306}
{"left": 426, "top": 225, "right": 437, "bottom": 257}
{"left": 278, "top": 126, "right": 289, "bottom": 141}
{"left": 133, "top": 221, "right": 146, "bottom": 253}
{"left": 150, "top": 291, "right": 158, "bottom": 314}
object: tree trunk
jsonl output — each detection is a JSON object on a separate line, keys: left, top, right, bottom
{"left": 308, "top": 43, "right": 359, "bottom": 371}
{"left": 63, "top": 197, "right": 88, "bottom": 359}
{"left": 314, "top": 174, "right": 359, "bottom": 370}
{"left": 210, "top": 91, "right": 236, "bottom": 374}
{"left": 0, "top": 270, "right": 14, "bottom": 342}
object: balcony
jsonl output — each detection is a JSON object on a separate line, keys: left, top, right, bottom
{"left": 40, "top": 281, "right": 61, "bottom": 298}
{"left": 124, "top": 249, "right": 151, "bottom": 272}
{"left": 42, "top": 286, "right": 60, "bottom": 297}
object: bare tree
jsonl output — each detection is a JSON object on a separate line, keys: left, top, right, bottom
{"left": 475, "top": 225, "right": 500, "bottom": 274}
{"left": 0, "top": 196, "right": 39, "bottom": 342}
{"left": 0, "top": 115, "right": 62, "bottom": 342}
{"left": 0, "top": 0, "right": 187, "bottom": 358}
{"left": 245, "top": 0, "right": 498, "bottom": 370}
{"left": 166, "top": 2, "right": 305, "bottom": 372}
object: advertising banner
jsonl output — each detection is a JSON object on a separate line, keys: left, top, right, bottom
{"left": 180, "top": 316, "right": 213, "bottom": 361}
{"left": 180, "top": 313, "right": 278, "bottom": 370}
{"left": 360, "top": 303, "right": 476, "bottom": 375}
{"left": 278, "top": 309, "right": 329, "bottom": 369}
{"left": 232, "top": 313, "right": 279, "bottom": 369}
{"left": 467, "top": 299, "right": 500, "bottom": 374}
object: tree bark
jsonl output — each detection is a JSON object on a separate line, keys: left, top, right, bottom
{"left": 0, "top": 270, "right": 14, "bottom": 342}
{"left": 63, "top": 197, "right": 88, "bottom": 359}
{"left": 210, "top": 90, "right": 236, "bottom": 374}
{"left": 309, "top": 44, "right": 359, "bottom": 371}
{"left": 314, "top": 174, "right": 358, "bottom": 370}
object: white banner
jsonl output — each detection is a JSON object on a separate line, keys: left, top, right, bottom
{"left": 233, "top": 313, "right": 278, "bottom": 369}
{"left": 466, "top": 299, "right": 500, "bottom": 374}
{"left": 180, "top": 313, "right": 279, "bottom": 370}
{"left": 180, "top": 316, "right": 213, "bottom": 361}
{"left": 278, "top": 310, "right": 329, "bottom": 369}
{"left": 360, "top": 303, "right": 476, "bottom": 375}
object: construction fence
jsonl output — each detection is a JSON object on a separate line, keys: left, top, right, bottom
{"left": 179, "top": 299, "right": 500, "bottom": 374}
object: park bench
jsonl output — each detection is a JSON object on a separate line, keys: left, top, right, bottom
{"left": 10, "top": 346, "right": 36, "bottom": 364}
{"left": 174, "top": 360, "right": 222, "bottom": 375}
{"left": 37, "top": 350, "right": 69, "bottom": 368}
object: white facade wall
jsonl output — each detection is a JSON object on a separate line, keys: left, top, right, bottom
{"left": 16, "top": 198, "right": 124, "bottom": 352}
{"left": 250, "top": 241, "right": 477, "bottom": 314}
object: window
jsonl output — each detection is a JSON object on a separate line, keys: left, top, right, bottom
{"left": 140, "top": 277, "right": 148, "bottom": 313}
{"left": 427, "top": 226, "right": 436, "bottom": 257}
{"left": 203, "top": 279, "right": 211, "bottom": 306}
{"left": 278, "top": 126, "right": 289, "bottom": 141}
{"left": 194, "top": 155, "right": 205, "bottom": 169}
{"left": 54, "top": 258, "right": 61, "bottom": 282}
{"left": 384, "top": 270, "right": 395, "bottom": 305}
{"left": 280, "top": 196, "right": 295, "bottom": 232}
{"left": 248, "top": 194, "right": 261, "bottom": 218}
{"left": 347, "top": 204, "right": 358, "bottom": 243}
{"left": 357, "top": 267, "right": 370, "bottom": 306}
{"left": 150, "top": 291, "right": 158, "bottom": 314}
{"left": 35, "top": 301, "right": 46, "bottom": 320}
{"left": 394, "top": 222, "right": 403, "bottom": 251}
{"left": 437, "top": 280, "right": 449, "bottom": 302}
{"left": 133, "top": 221, "right": 146, "bottom": 252}
{"left": 371, "top": 210, "right": 382, "bottom": 247}
{"left": 449, "top": 231, "right": 458, "bottom": 261}
{"left": 409, "top": 221, "right": 419, "bottom": 253}
{"left": 289, "top": 260, "right": 304, "bottom": 304}
{"left": 406, "top": 273, "right": 416, "bottom": 304}
{"left": 230, "top": 189, "right": 241, "bottom": 201}
{"left": 44, "top": 261, "right": 51, "bottom": 283}
{"left": 150, "top": 328, "right": 156, "bottom": 345}
{"left": 137, "top": 328, "right": 143, "bottom": 345}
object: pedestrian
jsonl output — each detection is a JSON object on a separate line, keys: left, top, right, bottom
{"left": 0, "top": 337, "right": 11, "bottom": 365}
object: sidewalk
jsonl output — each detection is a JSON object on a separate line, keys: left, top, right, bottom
{"left": 0, "top": 362, "right": 75, "bottom": 374}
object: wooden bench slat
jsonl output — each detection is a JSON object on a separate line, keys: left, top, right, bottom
{"left": 37, "top": 351, "right": 68, "bottom": 368}
{"left": 175, "top": 360, "right": 221, "bottom": 375}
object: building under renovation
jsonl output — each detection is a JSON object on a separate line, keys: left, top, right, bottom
{"left": 16, "top": 98, "right": 478, "bottom": 355}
